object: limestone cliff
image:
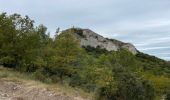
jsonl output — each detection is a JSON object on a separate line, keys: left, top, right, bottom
{"left": 62, "top": 28, "right": 137, "bottom": 54}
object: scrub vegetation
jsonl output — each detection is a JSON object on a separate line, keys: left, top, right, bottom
{"left": 0, "top": 13, "right": 170, "bottom": 100}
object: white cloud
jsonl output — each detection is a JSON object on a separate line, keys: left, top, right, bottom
{"left": 161, "top": 57, "right": 170, "bottom": 60}
{"left": 135, "top": 37, "right": 170, "bottom": 47}
{"left": 139, "top": 46, "right": 170, "bottom": 51}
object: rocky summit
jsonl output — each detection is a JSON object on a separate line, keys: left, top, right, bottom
{"left": 66, "top": 28, "right": 138, "bottom": 54}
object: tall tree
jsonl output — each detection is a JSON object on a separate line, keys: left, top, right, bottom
{"left": 50, "top": 29, "right": 82, "bottom": 81}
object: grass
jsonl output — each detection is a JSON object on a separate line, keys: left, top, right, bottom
{"left": 0, "top": 66, "right": 33, "bottom": 80}
{"left": 0, "top": 66, "right": 94, "bottom": 100}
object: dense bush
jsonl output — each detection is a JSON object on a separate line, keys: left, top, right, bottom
{"left": 166, "top": 90, "right": 170, "bottom": 100}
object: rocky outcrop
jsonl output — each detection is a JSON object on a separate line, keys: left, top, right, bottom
{"left": 62, "top": 28, "right": 138, "bottom": 54}
{"left": 121, "top": 43, "right": 137, "bottom": 55}
{"left": 72, "top": 28, "right": 137, "bottom": 54}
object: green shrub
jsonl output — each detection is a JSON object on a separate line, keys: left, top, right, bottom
{"left": 32, "top": 69, "right": 46, "bottom": 82}
{"left": 166, "top": 90, "right": 170, "bottom": 100}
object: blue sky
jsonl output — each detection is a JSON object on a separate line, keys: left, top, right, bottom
{"left": 0, "top": 0, "right": 170, "bottom": 60}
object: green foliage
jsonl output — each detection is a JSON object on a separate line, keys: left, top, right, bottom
{"left": 0, "top": 13, "right": 50, "bottom": 72}
{"left": 142, "top": 72, "right": 170, "bottom": 95}
{"left": 49, "top": 30, "right": 82, "bottom": 81}
{"left": 1, "top": 13, "right": 170, "bottom": 100}
{"left": 166, "top": 90, "right": 170, "bottom": 100}
{"left": 112, "top": 66, "right": 155, "bottom": 100}
{"left": 32, "top": 69, "right": 46, "bottom": 82}
{"left": 83, "top": 46, "right": 109, "bottom": 57}
{"left": 136, "top": 52, "right": 170, "bottom": 76}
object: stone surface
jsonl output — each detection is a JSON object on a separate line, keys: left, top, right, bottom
{"left": 73, "top": 28, "right": 137, "bottom": 54}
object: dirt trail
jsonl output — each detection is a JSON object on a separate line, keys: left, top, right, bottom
{"left": 0, "top": 79, "right": 88, "bottom": 100}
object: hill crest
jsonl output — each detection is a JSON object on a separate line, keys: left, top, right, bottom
{"left": 62, "top": 28, "right": 137, "bottom": 54}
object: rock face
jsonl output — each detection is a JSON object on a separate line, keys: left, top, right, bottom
{"left": 64, "top": 28, "right": 137, "bottom": 54}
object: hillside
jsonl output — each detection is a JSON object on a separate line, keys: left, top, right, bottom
{"left": 0, "top": 13, "right": 170, "bottom": 100}
{"left": 0, "top": 66, "right": 91, "bottom": 100}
